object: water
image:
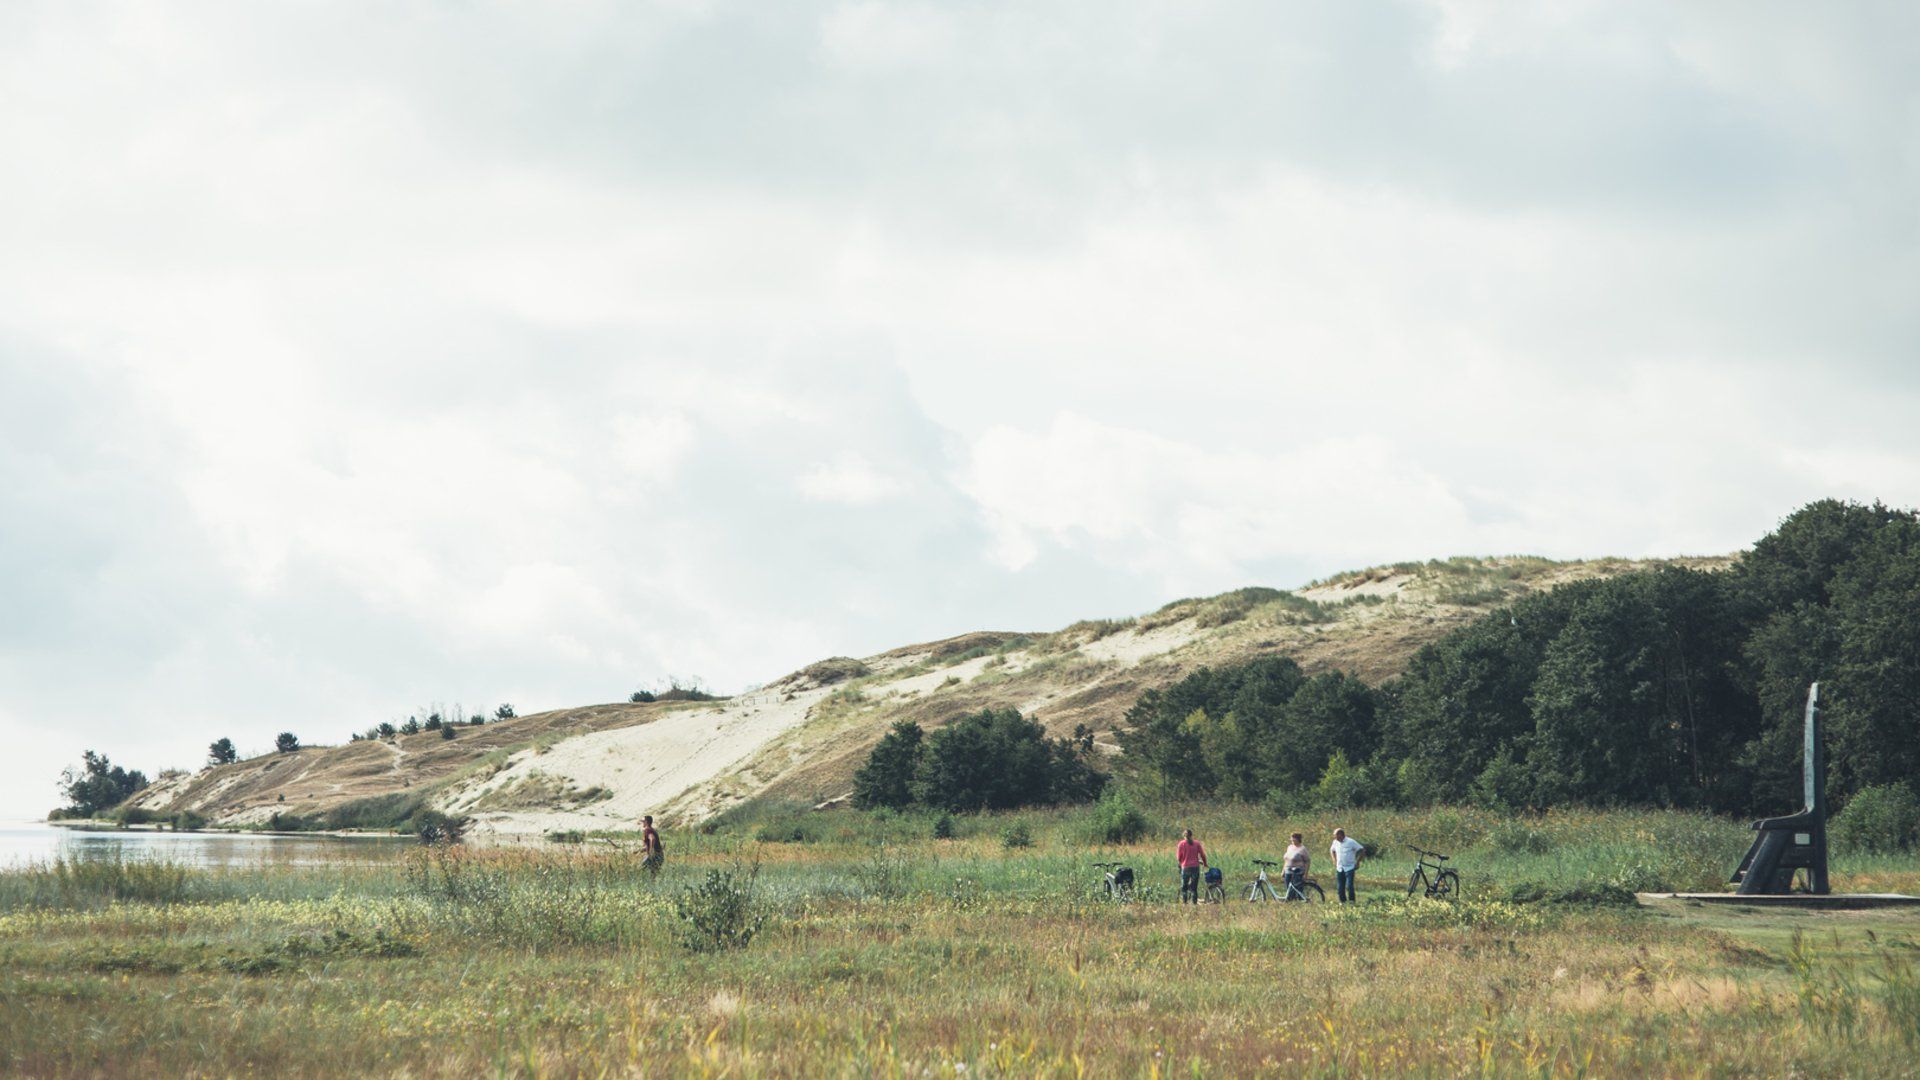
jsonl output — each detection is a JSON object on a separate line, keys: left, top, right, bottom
{"left": 0, "top": 820, "right": 412, "bottom": 869}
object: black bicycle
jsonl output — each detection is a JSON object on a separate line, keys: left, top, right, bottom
{"left": 1406, "top": 847, "right": 1461, "bottom": 899}
{"left": 1093, "top": 861, "right": 1135, "bottom": 901}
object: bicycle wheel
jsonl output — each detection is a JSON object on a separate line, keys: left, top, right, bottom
{"left": 1433, "top": 869, "right": 1460, "bottom": 900}
{"left": 1407, "top": 869, "right": 1426, "bottom": 896}
{"left": 1299, "top": 881, "right": 1325, "bottom": 903}
{"left": 1206, "top": 883, "right": 1225, "bottom": 904}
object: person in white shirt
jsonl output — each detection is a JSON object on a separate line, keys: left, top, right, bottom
{"left": 1281, "top": 832, "right": 1311, "bottom": 900}
{"left": 1330, "top": 828, "right": 1365, "bottom": 903}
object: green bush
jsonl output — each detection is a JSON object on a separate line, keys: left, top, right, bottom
{"left": 675, "top": 865, "right": 768, "bottom": 952}
{"left": 168, "top": 810, "right": 208, "bottom": 832}
{"left": 1000, "top": 821, "right": 1033, "bottom": 850}
{"left": 413, "top": 811, "right": 469, "bottom": 845}
{"left": 1832, "top": 783, "right": 1920, "bottom": 854}
{"left": 1085, "top": 788, "right": 1150, "bottom": 844}
{"left": 1488, "top": 820, "right": 1555, "bottom": 854}
{"left": 1505, "top": 881, "right": 1636, "bottom": 907}
{"left": 932, "top": 813, "right": 954, "bottom": 840}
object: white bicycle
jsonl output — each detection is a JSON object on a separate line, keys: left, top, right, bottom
{"left": 1246, "top": 858, "right": 1324, "bottom": 902}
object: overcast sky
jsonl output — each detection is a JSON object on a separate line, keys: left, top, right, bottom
{"left": 2, "top": 1, "right": 1916, "bottom": 819}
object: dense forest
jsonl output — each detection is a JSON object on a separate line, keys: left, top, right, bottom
{"left": 1121, "top": 500, "right": 1920, "bottom": 817}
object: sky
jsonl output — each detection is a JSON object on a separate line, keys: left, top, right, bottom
{"left": 2, "top": 1, "right": 1916, "bottom": 819}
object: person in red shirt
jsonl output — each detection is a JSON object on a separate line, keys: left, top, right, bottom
{"left": 1176, "top": 828, "right": 1208, "bottom": 904}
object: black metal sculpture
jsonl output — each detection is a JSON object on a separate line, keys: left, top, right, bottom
{"left": 1730, "top": 683, "right": 1829, "bottom": 895}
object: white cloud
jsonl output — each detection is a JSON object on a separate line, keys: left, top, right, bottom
{"left": 797, "top": 454, "right": 908, "bottom": 504}
{"left": 0, "top": 0, "right": 1916, "bottom": 817}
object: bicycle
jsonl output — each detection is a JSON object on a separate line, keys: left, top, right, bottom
{"left": 1406, "top": 847, "right": 1460, "bottom": 899}
{"left": 1093, "top": 861, "right": 1135, "bottom": 901}
{"left": 1204, "top": 866, "right": 1226, "bottom": 904}
{"left": 1246, "top": 859, "right": 1325, "bottom": 902}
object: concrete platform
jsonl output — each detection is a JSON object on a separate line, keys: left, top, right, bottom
{"left": 1638, "top": 892, "right": 1920, "bottom": 909}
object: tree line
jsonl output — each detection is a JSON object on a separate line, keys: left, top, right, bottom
{"left": 1122, "top": 500, "right": 1920, "bottom": 817}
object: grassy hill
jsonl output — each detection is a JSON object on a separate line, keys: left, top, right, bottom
{"left": 121, "top": 554, "right": 1732, "bottom": 836}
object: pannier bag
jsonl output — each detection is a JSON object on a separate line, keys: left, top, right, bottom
{"left": 1114, "top": 866, "right": 1134, "bottom": 888}
{"left": 1204, "top": 867, "right": 1223, "bottom": 886}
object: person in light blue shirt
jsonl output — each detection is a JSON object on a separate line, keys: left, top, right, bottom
{"left": 1330, "top": 828, "right": 1365, "bottom": 903}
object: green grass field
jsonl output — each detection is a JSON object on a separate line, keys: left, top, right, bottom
{"left": 4, "top": 805, "right": 1919, "bottom": 1077}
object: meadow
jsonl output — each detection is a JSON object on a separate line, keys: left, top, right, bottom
{"left": 4, "top": 804, "right": 1919, "bottom": 1077}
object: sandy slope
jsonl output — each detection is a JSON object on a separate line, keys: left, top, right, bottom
{"left": 439, "top": 682, "right": 838, "bottom": 836}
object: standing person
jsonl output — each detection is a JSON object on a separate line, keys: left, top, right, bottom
{"left": 1176, "top": 829, "right": 1208, "bottom": 905}
{"left": 1330, "top": 828, "right": 1364, "bottom": 903}
{"left": 641, "top": 814, "right": 664, "bottom": 876}
{"left": 1282, "top": 832, "right": 1311, "bottom": 900}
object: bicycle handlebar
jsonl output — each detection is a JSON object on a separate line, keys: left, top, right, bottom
{"left": 1411, "top": 847, "right": 1450, "bottom": 861}
{"left": 1251, "top": 859, "right": 1279, "bottom": 866}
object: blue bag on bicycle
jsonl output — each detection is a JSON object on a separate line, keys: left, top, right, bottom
{"left": 1114, "top": 866, "right": 1134, "bottom": 888}
{"left": 1204, "top": 867, "right": 1223, "bottom": 886}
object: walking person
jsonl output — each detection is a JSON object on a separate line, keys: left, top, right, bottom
{"left": 641, "top": 814, "right": 664, "bottom": 876}
{"left": 1282, "top": 832, "right": 1311, "bottom": 900}
{"left": 1176, "top": 829, "right": 1208, "bottom": 905}
{"left": 1330, "top": 828, "right": 1364, "bottom": 903}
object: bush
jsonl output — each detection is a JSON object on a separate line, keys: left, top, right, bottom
{"left": 274, "top": 732, "right": 300, "bottom": 754}
{"left": 1488, "top": 820, "right": 1555, "bottom": 854}
{"left": 675, "top": 864, "right": 768, "bottom": 952}
{"left": 441, "top": 725, "right": 456, "bottom": 740}
{"left": 1086, "top": 788, "right": 1150, "bottom": 844}
{"left": 932, "top": 813, "right": 954, "bottom": 840}
{"left": 1833, "top": 783, "right": 1920, "bottom": 854}
{"left": 1000, "top": 821, "right": 1033, "bottom": 850}
{"left": 266, "top": 811, "right": 320, "bottom": 832}
{"left": 168, "top": 810, "right": 208, "bottom": 831}
{"left": 1505, "top": 881, "right": 1637, "bottom": 907}
{"left": 800, "top": 656, "right": 871, "bottom": 685}
{"left": 414, "top": 811, "right": 470, "bottom": 845}
{"left": 754, "top": 817, "right": 817, "bottom": 844}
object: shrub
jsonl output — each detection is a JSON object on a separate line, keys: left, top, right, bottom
{"left": 630, "top": 690, "right": 657, "bottom": 703}
{"left": 1488, "top": 820, "right": 1555, "bottom": 854}
{"left": 274, "top": 732, "right": 299, "bottom": 754}
{"left": 1505, "top": 881, "right": 1636, "bottom": 907}
{"left": 1833, "top": 783, "right": 1920, "bottom": 854}
{"left": 1086, "top": 788, "right": 1150, "bottom": 844}
{"left": 754, "top": 817, "right": 817, "bottom": 844}
{"left": 414, "top": 811, "right": 470, "bottom": 845}
{"left": 109, "top": 806, "right": 160, "bottom": 827}
{"left": 853, "top": 721, "right": 923, "bottom": 810}
{"left": 168, "top": 810, "right": 208, "bottom": 831}
{"left": 494, "top": 703, "right": 516, "bottom": 720}
{"left": 675, "top": 864, "right": 768, "bottom": 952}
{"left": 207, "top": 738, "right": 237, "bottom": 766}
{"left": 932, "top": 813, "right": 954, "bottom": 840}
{"left": 1000, "top": 821, "right": 1033, "bottom": 850}
{"left": 441, "top": 725, "right": 456, "bottom": 740}
{"left": 800, "top": 656, "right": 871, "bottom": 685}
{"left": 266, "top": 811, "right": 319, "bottom": 832}
{"left": 321, "top": 792, "right": 427, "bottom": 831}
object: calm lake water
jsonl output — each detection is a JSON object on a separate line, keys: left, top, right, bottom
{"left": 0, "top": 821, "right": 413, "bottom": 868}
